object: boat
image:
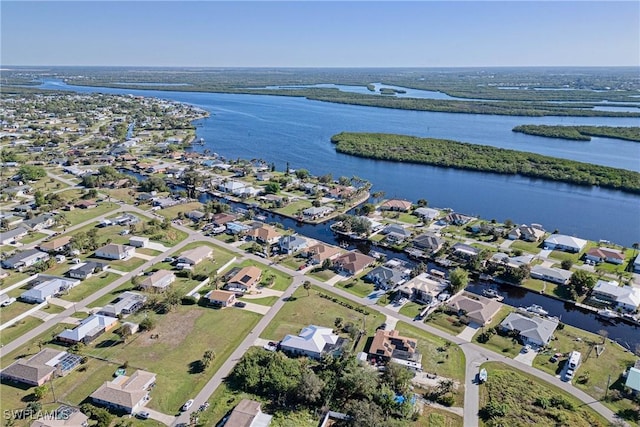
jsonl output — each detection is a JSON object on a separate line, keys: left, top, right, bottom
{"left": 479, "top": 368, "right": 488, "bottom": 383}
{"left": 597, "top": 308, "right": 618, "bottom": 320}
{"left": 197, "top": 137, "right": 205, "bottom": 145}
{"left": 526, "top": 304, "right": 549, "bottom": 316}
{"left": 483, "top": 289, "right": 500, "bottom": 298}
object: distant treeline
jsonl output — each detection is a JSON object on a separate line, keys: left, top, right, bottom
{"left": 330, "top": 132, "right": 640, "bottom": 194}
{"left": 513, "top": 125, "right": 640, "bottom": 142}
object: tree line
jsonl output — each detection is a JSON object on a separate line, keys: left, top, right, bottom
{"left": 330, "top": 132, "right": 640, "bottom": 194}
{"left": 513, "top": 125, "right": 640, "bottom": 142}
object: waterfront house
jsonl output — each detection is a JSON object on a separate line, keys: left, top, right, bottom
{"left": 489, "top": 252, "right": 534, "bottom": 269}
{"left": 302, "top": 206, "right": 334, "bottom": 221}
{"left": 2, "top": 249, "right": 50, "bottom": 270}
{"left": 585, "top": 247, "right": 626, "bottom": 265}
{"left": 204, "top": 289, "right": 236, "bottom": 307}
{"left": 446, "top": 292, "right": 502, "bottom": 326}
{"left": 68, "top": 261, "right": 108, "bottom": 280}
{"left": 413, "top": 207, "right": 440, "bottom": 222}
{"left": 368, "top": 329, "right": 422, "bottom": 371}
{"left": 225, "top": 399, "right": 273, "bottom": 427}
{"left": 591, "top": 280, "right": 640, "bottom": 312}
{"left": 246, "top": 224, "right": 281, "bottom": 246}
{"left": 544, "top": 234, "right": 587, "bottom": 253}
{"left": 226, "top": 221, "right": 251, "bottom": 235}
{"left": 57, "top": 314, "right": 118, "bottom": 344}
{"left": 635, "top": 255, "right": 640, "bottom": 274}
{"left": 211, "top": 212, "right": 237, "bottom": 227}
{"left": 0, "top": 348, "right": 81, "bottom": 386}
{"left": 333, "top": 251, "right": 376, "bottom": 276}
{"left": 397, "top": 273, "right": 448, "bottom": 305}
{"left": 90, "top": 370, "right": 156, "bottom": 414}
{"left": 224, "top": 266, "right": 262, "bottom": 293}
{"left": 176, "top": 246, "right": 213, "bottom": 266}
{"left": 186, "top": 210, "right": 206, "bottom": 222}
{"left": 530, "top": 265, "right": 572, "bottom": 285}
{"left": 381, "top": 224, "right": 412, "bottom": 243}
{"left": 500, "top": 312, "right": 559, "bottom": 347}
{"left": 365, "top": 259, "right": 410, "bottom": 290}
{"left": 280, "top": 325, "right": 344, "bottom": 360}
{"left": 278, "top": 235, "right": 308, "bottom": 254}
{"left": 410, "top": 232, "right": 444, "bottom": 255}
{"left": 380, "top": 199, "right": 412, "bottom": 212}
{"left": 99, "top": 291, "right": 147, "bottom": 318}
{"left": 508, "top": 224, "right": 546, "bottom": 242}
{"left": 139, "top": 270, "right": 176, "bottom": 293}
{"left": 625, "top": 363, "right": 640, "bottom": 396}
{"left": 1, "top": 226, "right": 29, "bottom": 245}
{"left": 95, "top": 244, "right": 135, "bottom": 261}
{"left": 218, "top": 180, "right": 246, "bottom": 194}
{"left": 304, "top": 242, "right": 342, "bottom": 265}
{"left": 445, "top": 212, "right": 475, "bottom": 226}
{"left": 452, "top": 243, "right": 480, "bottom": 260}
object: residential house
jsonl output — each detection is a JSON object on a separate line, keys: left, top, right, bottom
{"left": 529, "top": 265, "right": 572, "bottom": 285}
{"left": 218, "top": 180, "right": 246, "bottom": 194}
{"left": 446, "top": 292, "right": 502, "bottom": 326}
{"left": 31, "top": 406, "right": 89, "bottom": 427}
{"left": 445, "top": 212, "right": 475, "bottom": 226}
{"left": 22, "top": 214, "right": 55, "bottom": 231}
{"left": 39, "top": 236, "right": 72, "bottom": 253}
{"left": 211, "top": 212, "right": 237, "bottom": 227}
{"left": 381, "top": 224, "right": 412, "bottom": 243}
{"left": 304, "top": 243, "right": 342, "bottom": 265}
{"left": 204, "top": 289, "right": 236, "bottom": 307}
{"left": 255, "top": 172, "right": 272, "bottom": 181}
{"left": 128, "top": 236, "right": 149, "bottom": 248}
{"left": 225, "top": 399, "right": 273, "bottom": 427}
{"left": 333, "top": 251, "right": 376, "bottom": 276}
{"left": 0, "top": 214, "right": 24, "bottom": 228}
{"left": 90, "top": 370, "right": 156, "bottom": 414}
{"left": 508, "top": 224, "right": 546, "bottom": 242}
{"left": 13, "top": 202, "right": 36, "bottom": 213}
{"left": 544, "top": 234, "right": 588, "bottom": 253}
{"left": 177, "top": 246, "right": 213, "bottom": 266}
{"left": 301, "top": 206, "right": 334, "bottom": 221}
{"left": 278, "top": 235, "right": 308, "bottom": 254}
{"left": 1, "top": 226, "right": 29, "bottom": 245}
{"left": 625, "top": 363, "right": 640, "bottom": 396}
{"left": 3, "top": 185, "right": 32, "bottom": 198}
{"left": 186, "top": 210, "right": 206, "bottom": 222}
{"left": 246, "top": 224, "right": 282, "bottom": 246}
{"left": 365, "top": 259, "right": 410, "bottom": 290}
{"left": 500, "top": 312, "right": 559, "bottom": 347}
{"left": 397, "top": 273, "right": 448, "bottom": 305}
{"left": 74, "top": 200, "right": 98, "bottom": 210}
{"left": 224, "top": 266, "right": 262, "bottom": 293}
{"left": 152, "top": 197, "right": 179, "bottom": 209}
{"left": 490, "top": 253, "right": 534, "bottom": 269}
{"left": 280, "top": 325, "right": 344, "bottom": 360}
{"left": 591, "top": 280, "right": 640, "bottom": 312}
{"left": 413, "top": 207, "right": 440, "bottom": 222}
{"left": 380, "top": 199, "right": 412, "bottom": 212}
{"left": 0, "top": 348, "right": 81, "bottom": 386}
{"left": 585, "top": 247, "right": 626, "bottom": 265}
{"left": 112, "top": 213, "right": 139, "bottom": 226}
{"left": 99, "top": 292, "right": 147, "bottom": 318}
{"left": 68, "top": 262, "right": 108, "bottom": 280}
{"left": 57, "top": 314, "right": 118, "bottom": 344}
{"left": 95, "top": 244, "right": 135, "bottom": 261}
{"left": 635, "top": 255, "right": 640, "bottom": 274}
{"left": 452, "top": 243, "right": 480, "bottom": 260}
{"left": 2, "top": 249, "right": 50, "bottom": 270}
{"left": 139, "top": 270, "right": 176, "bottom": 293}
{"left": 226, "top": 221, "right": 251, "bottom": 235}
{"left": 410, "top": 233, "right": 444, "bottom": 255}
{"left": 368, "top": 329, "right": 422, "bottom": 371}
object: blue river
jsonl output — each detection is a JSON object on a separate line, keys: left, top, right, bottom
{"left": 37, "top": 79, "right": 640, "bottom": 246}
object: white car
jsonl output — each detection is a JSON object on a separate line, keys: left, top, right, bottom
{"left": 182, "top": 399, "right": 194, "bottom": 412}
{"left": 136, "top": 411, "right": 150, "bottom": 420}
{"left": 0, "top": 297, "right": 16, "bottom": 307}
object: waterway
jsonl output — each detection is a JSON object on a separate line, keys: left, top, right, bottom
{"left": 35, "top": 79, "right": 640, "bottom": 246}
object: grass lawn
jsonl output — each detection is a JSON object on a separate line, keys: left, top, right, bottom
{"left": 1, "top": 271, "right": 32, "bottom": 289}
{"left": 532, "top": 324, "right": 639, "bottom": 422}
{"left": 59, "top": 202, "right": 119, "bottom": 226}
{"left": 273, "top": 199, "right": 312, "bottom": 217}
{"left": 106, "top": 188, "right": 139, "bottom": 204}
{"left": 399, "top": 301, "right": 424, "bottom": 319}
{"left": 17, "top": 232, "right": 48, "bottom": 245}
{"left": 107, "top": 256, "right": 146, "bottom": 272}
{"left": 414, "top": 406, "right": 463, "bottom": 427}
{"left": 59, "top": 272, "right": 120, "bottom": 302}
{"left": 32, "top": 175, "right": 70, "bottom": 192}
{"left": 472, "top": 307, "right": 521, "bottom": 358}
{"left": 81, "top": 304, "right": 262, "bottom": 414}
{"left": 280, "top": 256, "right": 306, "bottom": 271}
{"left": 306, "top": 267, "right": 337, "bottom": 283}
{"left": 548, "top": 249, "right": 583, "bottom": 264}
{"left": 261, "top": 285, "right": 385, "bottom": 354}
{"left": 155, "top": 201, "right": 203, "bottom": 219}
{"left": 0, "top": 316, "right": 43, "bottom": 346}
{"left": 479, "top": 362, "right": 609, "bottom": 427}
{"left": 521, "top": 278, "right": 547, "bottom": 293}
{"left": 395, "top": 321, "right": 466, "bottom": 406}
{"left": 136, "top": 247, "right": 162, "bottom": 256}
{"left": 509, "top": 239, "right": 543, "bottom": 254}
{"left": 0, "top": 300, "right": 37, "bottom": 324}
{"left": 424, "top": 310, "right": 468, "bottom": 336}
{"left": 334, "top": 276, "right": 375, "bottom": 298}
{"left": 238, "top": 296, "right": 279, "bottom": 306}
{"left": 87, "top": 281, "right": 138, "bottom": 308}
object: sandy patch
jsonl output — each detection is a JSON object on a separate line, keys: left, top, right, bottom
{"left": 137, "top": 309, "right": 202, "bottom": 348}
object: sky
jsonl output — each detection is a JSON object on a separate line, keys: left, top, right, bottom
{"left": 1, "top": 1, "right": 638, "bottom": 67}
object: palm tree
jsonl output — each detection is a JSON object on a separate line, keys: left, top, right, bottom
{"left": 303, "top": 280, "right": 311, "bottom": 296}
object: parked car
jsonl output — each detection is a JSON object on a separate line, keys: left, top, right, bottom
{"left": 565, "top": 369, "right": 575, "bottom": 381}
{"left": 136, "top": 411, "right": 150, "bottom": 420}
{"left": 182, "top": 399, "right": 194, "bottom": 411}
{"left": 164, "top": 257, "right": 175, "bottom": 263}
{"left": 0, "top": 297, "right": 16, "bottom": 307}
{"left": 234, "top": 301, "right": 247, "bottom": 308}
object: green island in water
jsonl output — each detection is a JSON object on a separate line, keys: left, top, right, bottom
{"left": 512, "top": 125, "right": 640, "bottom": 142}
{"left": 330, "top": 132, "right": 640, "bottom": 194}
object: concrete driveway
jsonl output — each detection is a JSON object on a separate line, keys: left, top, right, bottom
{"left": 143, "top": 407, "right": 175, "bottom": 426}
{"left": 514, "top": 346, "right": 539, "bottom": 366}
{"left": 237, "top": 302, "right": 270, "bottom": 315}
{"left": 457, "top": 323, "right": 480, "bottom": 342}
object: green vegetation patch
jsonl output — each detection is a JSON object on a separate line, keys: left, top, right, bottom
{"left": 331, "top": 132, "right": 640, "bottom": 194}
{"left": 479, "top": 362, "right": 609, "bottom": 426}
{"left": 513, "top": 125, "right": 640, "bottom": 142}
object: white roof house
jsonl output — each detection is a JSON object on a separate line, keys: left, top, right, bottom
{"left": 530, "top": 265, "right": 573, "bottom": 285}
{"left": 20, "top": 276, "right": 80, "bottom": 303}
{"left": 634, "top": 254, "right": 640, "bottom": 274}
{"left": 177, "top": 246, "right": 212, "bottom": 265}
{"left": 500, "top": 312, "right": 559, "bottom": 347}
{"left": 95, "top": 244, "right": 135, "bottom": 260}
{"left": 543, "top": 234, "right": 587, "bottom": 253}
{"left": 57, "top": 314, "right": 118, "bottom": 344}
{"left": 280, "top": 325, "right": 341, "bottom": 360}
{"left": 592, "top": 280, "right": 640, "bottom": 312}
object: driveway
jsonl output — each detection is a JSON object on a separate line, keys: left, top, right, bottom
{"left": 143, "top": 408, "right": 175, "bottom": 426}
{"left": 457, "top": 323, "right": 480, "bottom": 342}
{"left": 514, "top": 346, "right": 539, "bottom": 366}
{"left": 147, "top": 242, "right": 170, "bottom": 252}
{"left": 384, "top": 315, "right": 399, "bottom": 330}
{"left": 236, "top": 302, "right": 270, "bottom": 315}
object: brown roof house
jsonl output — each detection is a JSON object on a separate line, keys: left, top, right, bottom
{"left": 224, "top": 266, "right": 262, "bottom": 293}
{"left": 225, "top": 399, "right": 273, "bottom": 427}
{"left": 90, "top": 369, "right": 156, "bottom": 414}
{"left": 333, "top": 251, "right": 376, "bottom": 276}
{"left": 585, "top": 247, "right": 626, "bottom": 265}
{"left": 39, "top": 236, "right": 72, "bottom": 253}
{"left": 139, "top": 270, "right": 176, "bottom": 293}
{"left": 177, "top": 246, "right": 213, "bottom": 266}
{"left": 379, "top": 199, "right": 412, "bottom": 212}
{"left": 246, "top": 224, "right": 282, "bottom": 245}
{"left": 446, "top": 292, "right": 502, "bottom": 326}
{"left": 205, "top": 289, "right": 236, "bottom": 307}
{"left": 369, "top": 329, "right": 422, "bottom": 371}
{"left": 1, "top": 348, "right": 81, "bottom": 386}
{"left": 304, "top": 243, "right": 342, "bottom": 265}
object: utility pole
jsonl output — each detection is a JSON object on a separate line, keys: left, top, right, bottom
{"left": 604, "top": 373, "right": 611, "bottom": 400}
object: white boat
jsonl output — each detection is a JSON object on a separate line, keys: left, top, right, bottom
{"left": 483, "top": 289, "right": 500, "bottom": 298}
{"left": 479, "top": 368, "right": 488, "bottom": 383}
{"left": 526, "top": 304, "right": 549, "bottom": 316}
{"left": 597, "top": 309, "right": 618, "bottom": 320}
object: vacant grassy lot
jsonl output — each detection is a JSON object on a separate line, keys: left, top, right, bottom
{"left": 479, "top": 362, "right": 609, "bottom": 427}
{"left": 414, "top": 406, "right": 463, "bottom": 427}
{"left": 424, "top": 309, "right": 468, "bottom": 335}
{"left": 79, "top": 304, "right": 261, "bottom": 414}
{"left": 261, "top": 285, "right": 385, "bottom": 354}
{"left": 0, "top": 317, "right": 43, "bottom": 346}
{"left": 155, "top": 201, "right": 203, "bottom": 219}
{"left": 306, "top": 267, "right": 338, "bottom": 282}
{"left": 60, "top": 272, "right": 120, "bottom": 302}
{"left": 334, "top": 275, "right": 375, "bottom": 298}
{"left": 59, "top": 203, "right": 120, "bottom": 227}
{"left": 509, "top": 239, "right": 543, "bottom": 254}
{"left": 17, "top": 232, "right": 48, "bottom": 245}
{"left": 272, "top": 199, "right": 313, "bottom": 217}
